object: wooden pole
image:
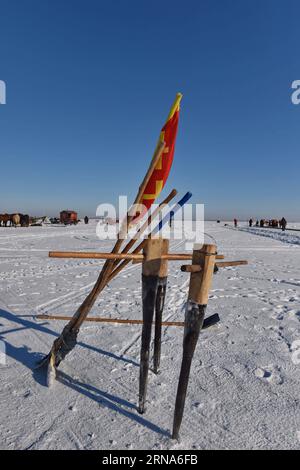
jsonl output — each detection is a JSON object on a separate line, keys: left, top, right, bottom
{"left": 133, "top": 142, "right": 166, "bottom": 208}
{"left": 48, "top": 252, "right": 227, "bottom": 262}
{"left": 138, "top": 238, "right": 169, "bottom": 414}
{"left": 36, "top": 314, "right": 220, "bottom": 329}
{"left": 180, "top": 260, "right": 248, "bottom": 272}
{"left": 172, "top": 244, "right": 216, "bottom": 440}
{"left": 49, "top": 251, "right": 144, "bottom": 260}
{"left": 214, "top": 260, "right": 248, "bottom": 268}
{"left": 37, "top": 314, "right": 184, "bottom": 326}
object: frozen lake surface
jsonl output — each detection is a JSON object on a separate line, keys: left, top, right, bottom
{"left": 0, "top": 221, "right": 299, "bottom": 450}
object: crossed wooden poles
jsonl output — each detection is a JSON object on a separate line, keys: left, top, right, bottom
{"left": 46, "top": 239, "right": 247, "bottom": 439}
{"left": 43, "top": 142, "right": 195, "bottom": 373}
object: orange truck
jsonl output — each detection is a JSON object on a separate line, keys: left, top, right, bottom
{"left": 60, "top": 210, "right": 78, "bottom": 225}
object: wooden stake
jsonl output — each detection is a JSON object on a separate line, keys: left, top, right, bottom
{"left": 188, "top": 244, "right": 216, "bottom": 305}
{"left": 138, "top": 238, "right": 169, "bottom": 414}
{"left": 172, "top": 244, "right": 216, "bottom": 440}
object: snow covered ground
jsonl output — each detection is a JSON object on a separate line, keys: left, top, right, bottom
{"left": 0, "top": 221, "right": 300, "bottom": 450}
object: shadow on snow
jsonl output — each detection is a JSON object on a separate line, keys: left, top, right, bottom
{"left": 0, "top": 308, "right": 169, "bottom": 437}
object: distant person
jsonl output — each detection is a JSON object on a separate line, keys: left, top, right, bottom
{"left": 255, "top": 220, "right": 259, "bottom": 227}
{"left": 84, "top": 216, "right": 89, "bottom": 225}
{"left": 280, "top": 217, "right": 287, "bottom": 231}
{"left": 249, "top": 218, "right": 253, "bottom": 227}
{"left": 234, "top": 218, "right": 238, "bottom": 228}
{"left": 260, "top": 219, "right": 264, "bottom": 228}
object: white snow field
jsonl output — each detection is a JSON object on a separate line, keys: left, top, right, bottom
{"left": 0, "top": 221, "right": 300, "bottom": 450}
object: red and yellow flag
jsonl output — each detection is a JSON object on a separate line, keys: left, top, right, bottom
{"left": 140, "top": 93, "right": 182, "bottom": 211}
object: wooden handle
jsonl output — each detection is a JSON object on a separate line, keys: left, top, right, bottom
{"left": 216, "top": 260, "right": 248, "bottom": 268}
{"left": 142, "top": 238, "right": 169, "bottom": 277}
{"left": 188, "top": 244, "right": 216, "bottom": 304}
{"left": 182, "top": 260, "right": 247, "bottom": 272}
{"left": 181, "top": 265, "right": 202, "bottom": 273}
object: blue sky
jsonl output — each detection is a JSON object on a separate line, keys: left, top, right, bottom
{"left": 0, "top": 0, "right": 299, "bottom": 219}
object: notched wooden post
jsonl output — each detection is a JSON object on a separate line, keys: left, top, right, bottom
{"left": 172, "top": 243, "right": 216, "bottom": 440}
{"left": 138, "top": 238, "right": 169, "bottom": 414}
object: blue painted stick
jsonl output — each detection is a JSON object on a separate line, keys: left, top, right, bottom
{"left": 151, "top": 191, "right": 192, "bottom": 236}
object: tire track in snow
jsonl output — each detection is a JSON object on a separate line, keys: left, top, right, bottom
{"left": 227, "top": 225, "right": 300, "bottom": 247}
